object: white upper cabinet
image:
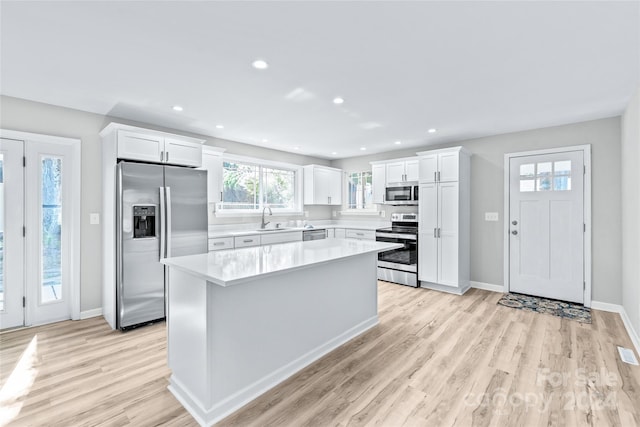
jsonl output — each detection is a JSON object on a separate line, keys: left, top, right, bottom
{"left": 304, "top": 165, "right": 342, "bottom": 205}
{"left": 386, "top": 161, "right": 405, "bottom": 184}
{"left": 418, "top": 147, "right": 464, "bottom": 183}
{"left": 385, "top": 158, "right": 419, "bottom": 184}
{"left": 164, "top": 137, "right": 203, "bottom": 167}
{"left": 371, "top": 163, "right": 386, "bottom": 204}
{"left": 117, "top": 131, "right": 163, "bottom": 163}
{"left": 200, "top": 146, "right": 226, "bottom": 208}
{"left": 405, "top": 159, "right": 420, "bottom": 181}
{"left": 101, "top": 123, "right": 205, "bottom": 168}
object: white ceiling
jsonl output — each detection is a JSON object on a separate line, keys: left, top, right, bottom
{"left": 1, "top": 1, "right": 639, "bottom": 159}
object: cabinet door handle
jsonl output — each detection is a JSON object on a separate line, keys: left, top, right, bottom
{"left": 434, "top": 228, "right": 437, "bottom": 238}
{"left": 437, "top": 171, "right": 440, "bottom": 182}
{"left": 214, "top": 242, "right": 224, "bottom": 246}
{"left": 220, "top": 191, "right": 223, "bottom": 202}
{"left": 434, "top": 171, "right": 437, "bottom": 182}
{"left": 160, "top": 151, "right": 164, "bottom": 162}
{"left": 438, "top": 228, "right": 441, "bottom": 238}
{"left": 243, "top": 239, "right": 253, "bottom": 243}
{"left": 166, "top": 151, "right": 170, "bottom": 162}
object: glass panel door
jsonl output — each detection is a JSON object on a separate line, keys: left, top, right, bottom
{"left": 41, "top": 157, "right": 62, "bottom": 304}
{"left": 25, "top": 142, "right": 74, "bottom": 325}
{"left": 0, "top": 138, "right": 25, "bottom": 330}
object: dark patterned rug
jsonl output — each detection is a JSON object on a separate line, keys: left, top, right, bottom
{"left": 497, "top": 293, "right": 592, "bottom": 324}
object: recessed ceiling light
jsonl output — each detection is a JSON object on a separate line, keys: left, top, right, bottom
{"left": 293, "top": 146, "right": 300, "bottom": 150}
{"left": 360, "top": 147, "right": 366, "bottom": 151}
{"left": 394, "top": 140, "right": 402, "bottom": 145}
{"left": 216, "top": 124, "right": 224, "bottom": 129}
{"left": 262, "top": 139, "right": 269, "bottom": 143}
{"left": 331, "top": 152, "right": 338, "bottom": 155}
{"left": 333, "top": 97, "right": 344, "bottom": 105}
{"left": 252, "top": 59, "right": 269, "bottom": 70}
{"left": 428, "top": 128, "right": 437, "bottom": 134}
{"left": 172, "top": 105, "right": 183, "bottom": 112}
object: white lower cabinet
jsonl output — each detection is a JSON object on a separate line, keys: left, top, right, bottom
{"left": 208, "top": 237, "right": 234, "bottom": 251}
{"left": 260, "top": 231, "right": 303, "bottom": 245}
{"left": 418, "top": 147, "right": 470, "bottom": 294}
{"left": 234, "top": 235, "right": 261, "bottom": 248}
{"left": 333, "top": 228, "right": 346, "bottom": 239}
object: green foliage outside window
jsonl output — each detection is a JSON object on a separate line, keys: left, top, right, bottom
{"left": 221, "top": 161, "right": 296, "bottom": 210}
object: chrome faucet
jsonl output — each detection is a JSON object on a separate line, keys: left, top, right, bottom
{"left": 261, "top": 206, "right": 272, "bottom": 229}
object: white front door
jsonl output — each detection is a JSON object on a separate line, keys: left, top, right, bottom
{"left": 0, "top": 138, "right": 25, "bottom": 329}
{"left": 509, "top": 150, "right": 584, "bottom": 303}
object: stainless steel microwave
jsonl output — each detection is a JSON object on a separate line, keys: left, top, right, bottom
{"left": 384, "top": 182, "right": 419, "bottom": 205}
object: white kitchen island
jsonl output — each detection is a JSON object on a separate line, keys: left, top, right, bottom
{"left": 160, "top": 238, "right": 401, "bottom": 426}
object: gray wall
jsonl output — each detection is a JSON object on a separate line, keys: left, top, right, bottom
{"left": 0, "top": 95, "right": 330, "bottom": 312}
{"left": 332, "top": 117, "right": 622, "bottom": 304}
{"left": 622, "top": 85, "right": 640, "bottom": 338}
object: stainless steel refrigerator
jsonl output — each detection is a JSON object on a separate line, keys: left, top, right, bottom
{"left": 116, "top": 161, "right": 208, "bottom": 329}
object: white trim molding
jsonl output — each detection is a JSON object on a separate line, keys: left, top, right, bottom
{"left": 590, "top": 301, "right": 640, "bottom": 358}
{"left": 470, "top": 281, "right": 504, "bottom": 293}
{"left": 503, "top": 145, "right": 592, "bottom": 307}
{"left": 0, "top": 129, "right": 82, "bottom": 324}
{"left": 80, "top": 308, "right": 103, "bottom": 320}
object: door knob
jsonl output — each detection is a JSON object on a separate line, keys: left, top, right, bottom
{"left": 511, "top": 230, "right": 518, "bottom": 235}
{"left": 512, "top": 220, "right": 518, "bottom": 226}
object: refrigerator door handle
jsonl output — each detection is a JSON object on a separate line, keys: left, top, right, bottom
{"left": 166, "top": 186, "right": 172, "bottom": 258}
{"left": 116, "top": 164, "right": 124, "bottom": 322}
{"left": 159, "top": 187, "right": 166, "bottom": 260}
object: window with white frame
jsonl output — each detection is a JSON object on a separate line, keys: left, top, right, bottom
{"left": 346, "top": 171, "right": 373, "bottom": 210}
{"left": 219, "top": 157, "right": 301, "bottom": 212}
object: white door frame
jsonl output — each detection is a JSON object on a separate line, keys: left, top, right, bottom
{"left": 0, "top": 129, "right": 81, "bottom": 322}
{"left": 503, "top": 145, "right": 592, "bottom": 307}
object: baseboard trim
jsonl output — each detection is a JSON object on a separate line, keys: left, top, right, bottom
{"left": 419, "top": 281, "right": 470, "bottom": 295}
{"left": 590, "top": 301, "right": 622, "bottom": 313}
{"left": 169, "top": 315, "right": 379, "bottom": 426}
{"left": 80, "top": 308, "right": 103, "bottom": 320}
{"left": 591, "top": 301, "right": 640, "bottom": 357}
{"left": 470, "top": 281, "right": 504, "bottom": 293}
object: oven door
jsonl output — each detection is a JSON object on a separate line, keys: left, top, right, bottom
{"left": 375, "top": 233, "right": 417, "bottom": 272}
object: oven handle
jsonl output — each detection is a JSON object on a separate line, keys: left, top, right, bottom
{"left": 375, "top": 232, "right": 417, "bottom": 240}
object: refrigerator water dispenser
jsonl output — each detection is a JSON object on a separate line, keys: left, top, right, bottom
{"left": 133, "top": 205, "right": 156, "bottom": 238}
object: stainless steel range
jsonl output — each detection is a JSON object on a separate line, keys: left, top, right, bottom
{"left": 376, "top": 213, "right": 418, "bottom": 287}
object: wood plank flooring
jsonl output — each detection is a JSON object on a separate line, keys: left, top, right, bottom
{"left": 1, "top": 281, "right": 639, "bottom": 426}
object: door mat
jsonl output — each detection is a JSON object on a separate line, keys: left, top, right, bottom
{"left": 497, "top": 293, "right": 591, "bottom": 324}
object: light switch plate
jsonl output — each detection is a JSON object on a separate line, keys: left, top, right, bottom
{"left": 485, "top": 212, "right": 499, "bottom": 221}
{"left": 89, "top": 213, "right": 100, "bottom": 225}
{"left": 304, "top": 211, "right": 309, "bottom": 218}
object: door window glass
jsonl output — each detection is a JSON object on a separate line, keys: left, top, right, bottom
{"left": 41, "top": 157, "right": 62, "bottom": 303}
{"left": 519, "top": 160, "right": 572, "bottom": 192}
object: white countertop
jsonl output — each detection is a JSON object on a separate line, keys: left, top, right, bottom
{"left": 208, "top": 220, "right": 390, "bottom": 238}
{"left": 161, "top": 239, "right": 402, "bottom": 286}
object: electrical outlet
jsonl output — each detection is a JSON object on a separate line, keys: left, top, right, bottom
{"left": 380, "top": 210, "right": 386, "bottom": 218}
{"left": 304, "top": 211, "right": 309, "bottom": 218}
{"left": 89, "top": 213, "right": 100, "bottom": 225}
{"left": 485, "top": 212, "right": 499, "bottom": 222}
{"left": 332, "top": 211, "right": 337, "bottom": 217}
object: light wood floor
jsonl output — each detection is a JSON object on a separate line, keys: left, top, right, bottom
{"left": 1, "top": 282, "right": 639, "bottom": 426}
